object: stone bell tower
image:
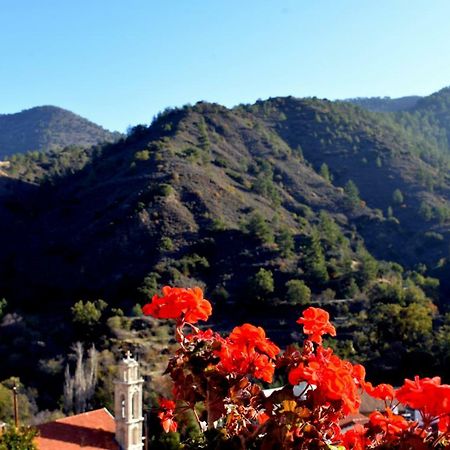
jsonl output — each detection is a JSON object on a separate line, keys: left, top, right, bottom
{"left": 114, "top": 351, "right": 144, "bottom": 450}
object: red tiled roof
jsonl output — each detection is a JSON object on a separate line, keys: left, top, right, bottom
{"left": 35, "top": 408, "right": 119, "bottom": 450}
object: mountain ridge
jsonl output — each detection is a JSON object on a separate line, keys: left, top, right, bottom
{"left": 0, "top": 105, "right": 121, "bottom": 158}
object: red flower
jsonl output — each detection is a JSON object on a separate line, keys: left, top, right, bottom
{"left": 342, "top": 424, "right": 367, "bottom": 450}
{"left": 157, "top": 398, "right": 178, "bottom": 433}
{"left": 364, "top": 382, "right": 395, "bottom": 402}
{"left": 296, "top": 307, "right": 336, "bottom": 344}
{"left": 288, "top": 346, "right": 362, "bottom": 414}
{"left": 227, "top": 324, "right": 280, "bottom": 359}
{"left": 369, "top": 408, "right": 409, "bottom": 435}
{"left": 217, "top": 323, "right": 280, "bottom": 383}
{"left": 396, "top": 376, "right": 450, "bottom": 432}
{"left": 352, "top": 364, "right": 366, "bottom": 385}
{"left": 142, "top": 286, "right": 212, "bottom": 324}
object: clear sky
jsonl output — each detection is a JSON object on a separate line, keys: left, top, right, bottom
{"left": 1, "top": 0, "right": 450, "bottom": 132}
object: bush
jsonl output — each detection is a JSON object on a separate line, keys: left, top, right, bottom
{"left": 135, "top": 150, "right": 150, "bottom": 161}
{"left": 249, "top": 268, "right": 274, "bottom": 300}
{"left": 0, "top": 426, "right": 38, "bottom": 450}
{"left": 242, "top": 213, "right": 274, "bottom": 244}
{"left": 285, "top": 279, "right": 311, "bottom": 305}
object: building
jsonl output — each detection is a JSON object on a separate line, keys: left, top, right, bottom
{"left": 35, "top": 409, "right": 118, "bottom": 450}
{"left": 35, "top": 352, "right": 144, "bottom": 450}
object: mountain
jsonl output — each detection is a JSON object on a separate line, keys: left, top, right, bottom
{"left": 3, "top": 90, "right": 450, "bottom": 410}
{"left": 346, "top": 96, "right": 421, "bottom": 112}
{"left": 2, "top": 96, "right": 450, "bottom": 307}
{"left": 0, "top": 106, "right": 121, "bottom": 157}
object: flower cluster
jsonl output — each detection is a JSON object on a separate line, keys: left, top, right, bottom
{"left": 396, "top": 376, "right": 450, "bottom": 432}
{"left": 217, "top": 323, "right": 280, "bottom": 383}
{"left": 288, "top": 345, "right": 363, "bottom": 415}
{"left": 296, "top": 306, "right": 336, "bottom": 344}
{"left": 143, "top": 286, "right": 450, "bottom": 449}
{"left": 142, "top": 286, "right": 212, "bottom": 325}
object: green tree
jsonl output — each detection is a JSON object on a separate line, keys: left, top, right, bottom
{"left": 387, "top": 206, "right": 394, "bottom": 219}
{"left": 356, "top": 247, "right": 378, "bottom": 287}
{"left": 197, "top": 117, "right": 211, "bottom": 152}
{"left": 159, "top": 236, "right": 174, "bottom": 252}
{"left": 285, "top": 280, "right": 311, "bottom": 305}
{"left": 319, "top": 163, "right": 331, "bottom": 182}
{"left": 138, "top": 272, "right": 161, "bottom": 300}
{"left": 303, "top": 228, "right": 329, "bottom": 284}
{"left": 434, "top": 205, "right": 450, "bottom": 224}
{"left": 419, "top": 201, "right": 433, "bottom": 221}
{"left": 371, "top": 303, "right": 403, "bottom": 343}
{"left": 400, "top": 302, "right": 433, "bottom": 344}
{"left": 0, "top": 426, "right": 37, "bottom": 450}
{"left": 249, "top": 268, "right": 274, "bottom": 300}
{"left": 0, "top": 379, "right": 35, "bottom": 424}
{"left": 318, "top": 211, "right": 344, "bottom": 250}
{"left": 243, "top": 213, "right": 274, "bottom": 244}
{"left": 392, "top": 189, "right": 404, "bottom": 205}
{"left": 343, "top": 180, "right": 360, "bottom": 209}
{"left": 276, "top": 227, "right": 295, "bottom": 258}
{"left": 71, "top": 299, "right": 107, "bottom": 335}
{"left": 0, "top": 298, "right": 7, "bottom": 320}
{"left": 134, "top": 150, "right": 150, "bottom": 161}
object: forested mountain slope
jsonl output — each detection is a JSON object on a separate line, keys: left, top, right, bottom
{"left": 2, "top": 93, "right": 450, "bottom": 412}
{"left": 0, "top": 105, "right": 121, "bottom": 157}
{"left": 347, "top": 95, "right": 421, "bottom": 112}
{"left": 2, "top": 96, "right": 450, "bottom": 308}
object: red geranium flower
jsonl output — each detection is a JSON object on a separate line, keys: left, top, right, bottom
{"left": 296, "top": 307, "right": 336, "bottom": 344}
{"left": 396, "top": 376, "right": 450, "bottom": 432}
{"left": 342, "top": 424, "right": 367, "bottom": 450}
{"left": 369, "top": 408, "right": 409, "bottom": 435}
{"left": 142, "top": 286, "right": 212, "bottom": 324}
{"left": 217, "top": 323, "right": 280, "bottom": 383}
{"left": 288, "top": 346, "right": 362, "bottom": 414}
{"left": 364, "top": 382, "right": 395, "bottom": 402}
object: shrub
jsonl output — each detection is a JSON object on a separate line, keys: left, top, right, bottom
{"left": 285, "top": 279, "right": 311, "bottom": 305}
{"left": 135, "top": 150, "right": 150, "bottom": 161}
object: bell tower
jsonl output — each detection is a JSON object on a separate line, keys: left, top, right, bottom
{"left": 114, "top": 351, "right": 144, "bottom": 450}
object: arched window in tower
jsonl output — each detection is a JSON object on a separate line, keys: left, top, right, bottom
{"left": 131, "top": 391, "right": 139, "bottom": 419}
{"left": 120, "top": 395, "right": 126, "bottom": 419}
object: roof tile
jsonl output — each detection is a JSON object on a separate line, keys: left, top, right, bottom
{"left": 35, "top": 408, "right": 119, "bottom": 450}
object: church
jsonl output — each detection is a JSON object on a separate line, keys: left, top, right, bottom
{"left": 35, "top": 352, "right": 144, "bottom": 450}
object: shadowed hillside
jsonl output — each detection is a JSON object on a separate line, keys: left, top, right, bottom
{"left": 2, "top": 93, "right": 450, "bottom": 410}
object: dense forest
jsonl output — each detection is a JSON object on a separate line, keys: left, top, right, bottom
{"left": 1, "top": 87, "right": 450, "bottom": 427}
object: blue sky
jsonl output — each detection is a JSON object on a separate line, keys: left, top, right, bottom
{"left": 1, "top": 0, "right": 450, "bottom": 131}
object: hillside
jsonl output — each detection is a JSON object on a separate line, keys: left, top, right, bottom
{"left": 2, "top": 96, "right": 450, "bottom": 313}
{"left": 2, "top": 92, "right": 450, "bottom": 412}
{"left": 0, "top": 106, "right": 121, "bottom": 157}
{"left": 346, "top": 95, "right": 421, "bottom": 112}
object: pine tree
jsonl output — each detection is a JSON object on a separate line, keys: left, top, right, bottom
{"left": 303, "top": 228, "right": 329, "bottom": 284}
{"left": 343, "top": 180, "right": 361, "bottom": 209}
{"left": 319, "top": 163, "right": 331, "bottom": 182}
